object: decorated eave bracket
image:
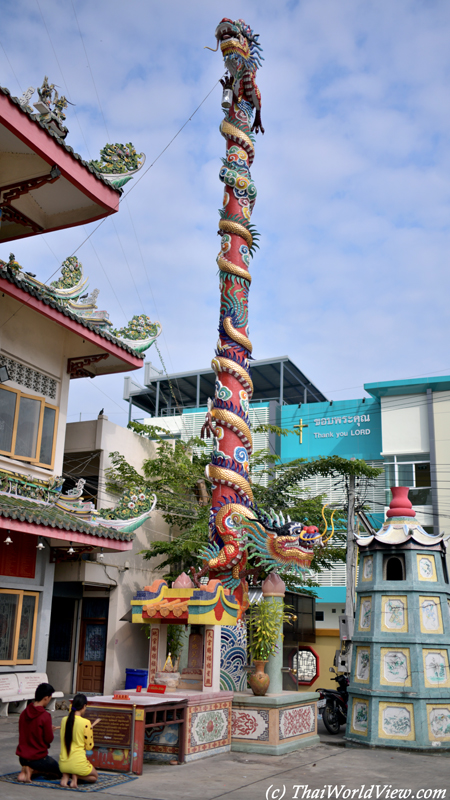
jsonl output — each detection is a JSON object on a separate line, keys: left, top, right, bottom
{"left": 0, "top": 166, "right": 61, "bottom": 232}
{"left": 67, "top": 354, "right": 109, "bottom": 379}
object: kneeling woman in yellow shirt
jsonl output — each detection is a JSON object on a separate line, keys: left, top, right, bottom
{"left": 59, "top": 693, "right": 99, "bottom": 789}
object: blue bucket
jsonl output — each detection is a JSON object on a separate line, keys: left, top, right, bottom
{"left": 125, "top": 668, "right": 148, "bottom": 690}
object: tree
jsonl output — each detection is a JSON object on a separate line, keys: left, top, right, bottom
{"left": 104, "top": 422, "right": 382, "bottom": 592}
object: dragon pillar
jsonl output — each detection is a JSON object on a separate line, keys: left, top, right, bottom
{"left": 201, "top": 19, "right": 264, "bottom": 591}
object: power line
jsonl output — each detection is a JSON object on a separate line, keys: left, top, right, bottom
{"left": 35, "top": 0, "right": 93, "bottom": 159}
{"left": 42, "top": 73, "right": 222, "bottom": 287}
{"left": 324, "top": 367, "right": 450, "bottom": 397}
{"left": 70, "top": 0, "right": 110, "bottom": 141}
{"left": 0, "top": 41, "right": 22, "bottom": 94}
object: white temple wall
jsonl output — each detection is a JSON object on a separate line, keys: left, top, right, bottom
{"left": 62, "top": 417, "right": 173, "bottom": 694}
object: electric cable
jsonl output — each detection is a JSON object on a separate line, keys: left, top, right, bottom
{"left": 70, "top": 0, "right": 111, "bottom": 141}
{"left": 0, "top": 41, "right": 22, "bottom": 94}
{"left": 35, "top": 0, "right": 93, "bottom": 159}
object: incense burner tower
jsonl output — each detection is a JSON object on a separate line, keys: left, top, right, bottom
{"left": 202, "top": 19, "right": 264, "bottom": 589}
{"left": 346, "top": 487, "right": 450, "bottom": 749}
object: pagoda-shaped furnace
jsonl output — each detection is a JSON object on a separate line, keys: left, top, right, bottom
{"left": 346, "top": 487, "right": 450, "bottom": 749}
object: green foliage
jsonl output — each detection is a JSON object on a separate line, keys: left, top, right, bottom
{"left": 104, "top": 422, "right": 381, "bottom": 587}
{"left": 166, "top": 625, "right": 187, "bottom": 660}
{"left": 104, "top": 424, "right": 211, "bottom": 578}
{"left": 248, "top": 599, "right": 291, "bottom": 661}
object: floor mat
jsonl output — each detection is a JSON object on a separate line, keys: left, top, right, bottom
{"left": 0, "top": 771, "right": 138, "bottom": 792}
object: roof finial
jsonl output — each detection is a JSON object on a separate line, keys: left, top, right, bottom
{"left": 386, "top": 486, "right": 416, "bottom": 519}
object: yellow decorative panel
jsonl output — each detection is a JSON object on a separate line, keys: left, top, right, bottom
{"left": 378, "top": 702, "right": 415, "bottom": 741}
{"left": 350, "top": 697, "right": 369, "bottom": 736}
{"left": 354, "top": 647, "right": 370, "bottom": 684}
{"left": 419, "top": 596, "right": 443, "bottom": 634}
{"left": 380, "top": 648, "right": 411, "bottom": 687}
{"left": 381, "top": 596, "right": 408, "bottom": 633}
{"left": 417, "top": 554, "right": 437, "bottom": 582}
{"left": 426, "top": 704, "right": 450, "bottom": 741}
{"left": 423, "top": 649, "right": 450, "bottom": 688}
{"left": 358, "top": 596, "right": 372, "bottom": 632}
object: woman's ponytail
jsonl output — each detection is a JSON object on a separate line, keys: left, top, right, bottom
{"left": 65, "top": 693, "right": 88, "bottom": 756}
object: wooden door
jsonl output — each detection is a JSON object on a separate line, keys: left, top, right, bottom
{"left": 76, "top": 598, "right": 108, "bottom": 693}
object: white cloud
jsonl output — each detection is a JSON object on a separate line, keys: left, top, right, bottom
{"left": 2, "top": 0, "right": 450, "bottom": 426}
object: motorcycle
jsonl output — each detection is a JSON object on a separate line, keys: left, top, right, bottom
{"left": 317, "top": 667, "right": 349, "bottom": 734}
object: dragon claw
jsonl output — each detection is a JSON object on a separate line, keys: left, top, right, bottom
{"left": 199, "top": 541, "right": 221, "bottom": 562}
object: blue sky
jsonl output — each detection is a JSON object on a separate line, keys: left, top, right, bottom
{"left": 2, "top": 0, "right": 450, "bottom": 425}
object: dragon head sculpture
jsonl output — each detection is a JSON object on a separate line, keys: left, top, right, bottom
{"left": 205, "top": 17, "right": 264, "bottom": 134}
{"left": 243, "top": 506, "right": 336, "bottom": 577}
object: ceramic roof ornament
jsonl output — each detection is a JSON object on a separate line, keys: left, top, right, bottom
{"left": 32, "top": 77, "right": 70, "bottom": 140}
{"left": 356, "top": 486, "right": 444, "bottom": 548}
{"left": 0, "top": 467, "right": 156, "bottom": 541}
{"left": 110, "top": 315, "right": 162, "bottom": 354}
{"left": 89, "top": 143, "right": 146, "bottom": 189}
{"left": 0, "top": 255, "right": 161, "bottom": 354}
{"left": 173, "top": 572, "right": 194, "bottom": 589}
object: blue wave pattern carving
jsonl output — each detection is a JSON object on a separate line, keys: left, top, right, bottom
{"left": 220, "top": 624, "right": 247, "bottom": 692}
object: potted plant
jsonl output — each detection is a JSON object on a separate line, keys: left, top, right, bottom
{"left": 247, "top": 598, "right": 291, "bottom": 696}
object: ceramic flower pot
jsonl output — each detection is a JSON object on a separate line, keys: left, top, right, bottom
{"left": 248, "top": 659, "right": 270, "bottom": 696}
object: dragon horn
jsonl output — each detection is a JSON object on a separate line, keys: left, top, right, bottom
{"left": 322, "top": 509, "right": 336, "bottom": 544}
{"left": 321, "top": 504, "right": 328, "bottom": 540}
{"left": 269, "top": 507, "right": 280, "bottom": 526}
{"left": 280, "top": 511, "right": 285, "bottom": 525}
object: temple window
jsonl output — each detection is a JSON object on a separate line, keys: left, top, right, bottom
{"left": 383, "top": 454, "right": 432, "bottom": 509}
{"left": 0, "top": 589, "right": 39, "bottom": 665}
{"left": 0, "top": 385, "right": 58, "bottom": 469}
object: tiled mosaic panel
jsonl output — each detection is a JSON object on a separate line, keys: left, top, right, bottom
{"left": 144, "top": 723, "right": 179, "bottom": 760}
{"left": 279, "top": 704, "right": 315, "bottom": 740}
{"left": 231, "top": 709, "right": 269, "bottom": 741}
{"left": 220, "top": 624, "right": 247, "bottom": 692}
{"left": 187, "top": 702, "right": 231, "bottom": 755}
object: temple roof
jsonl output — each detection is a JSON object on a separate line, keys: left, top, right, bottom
{"left": 0, "top": 264, "right": 145, "bottom": 365}
{"left": 356, "top": 521, "right": 445, "bottom": 549}
{"left": 0, "top": 87, "right": 120, "bottom": 193}
{"left": 0, "top": 493, "right": 133, "bottom": 542}
{"left": 0, "top": 86, "right": 121, "bottom": 243}
{"left": 356, "top": 486, "right": 444, "bottom": 549}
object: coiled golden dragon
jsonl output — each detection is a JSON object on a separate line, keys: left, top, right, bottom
{"left": 200, "top": 20, "right": 334, "bottom": 598}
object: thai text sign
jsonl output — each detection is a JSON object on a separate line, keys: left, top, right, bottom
{"left": 85, "top": 707, "right": 132, "bottom": 748}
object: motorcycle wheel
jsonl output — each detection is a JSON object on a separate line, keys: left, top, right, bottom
{"left": 322, "top": 704, "right": 341, "bottom": 734}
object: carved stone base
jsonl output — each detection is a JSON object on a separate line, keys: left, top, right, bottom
{"left": 231, "top": 691, "right": 320, "bottom": 755}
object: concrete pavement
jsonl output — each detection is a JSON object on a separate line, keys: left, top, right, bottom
{"left": 0, "top": 710, "right": 448, "bottom": 800}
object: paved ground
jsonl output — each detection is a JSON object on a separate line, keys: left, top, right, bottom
{"left": 0, "top": 710, "right": 448, "bottom": 800}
